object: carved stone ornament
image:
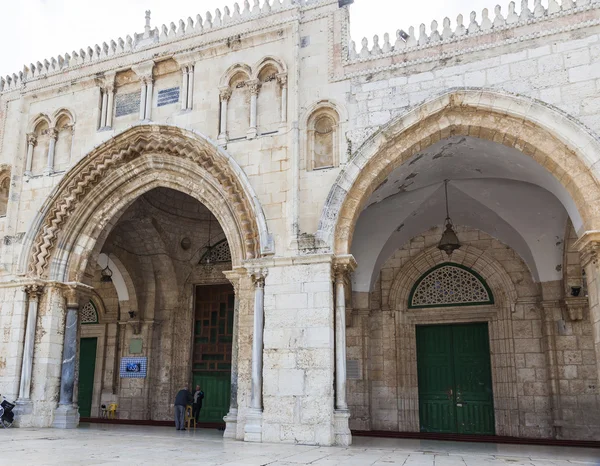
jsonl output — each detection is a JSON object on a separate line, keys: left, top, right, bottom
{"left": 248, "top": 80, "right": 262, "bottom": 96}
{"left": 219, "top": 87, "right": 232, "bottom": 101}
{"left": 276, "top": 73, "right": 288, "bottom": 87}
{"left": 563, "top": 297, "right": 588, "bottom": 321}
{"left": 249, "top": 267, "right": 267, "bottom": 288}
{"left": 26, "top": 133, "right": 37, "bottom": 146}
{"left": 24, "top": 284, "right": 44, "bottom": 301}
{"left": 28, "top": 125, "right": 261, "bottom": 277}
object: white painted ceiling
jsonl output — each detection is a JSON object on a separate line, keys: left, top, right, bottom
{"left": 351, "top": 136, "right": 576, "bottom": 291}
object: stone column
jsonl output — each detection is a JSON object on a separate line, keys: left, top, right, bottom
{"left": 100, "top": 90, "right": 109, "bottom": 128}
{"left": 181, "top": 67, "right": 189, "bottom": 111}
{"left": 244, "top": 268, "right": 267, "bottom": 442}
{"left": 277, "top": 73, "right": 288, "bottom": 127}
{"left": 218, "top": 87, "right": 231, "bottom": 146}
{"left": 333, "top": 258, "right": 355, "bottom": 446}
{"left": 144, "top": 77, "right": 153, "bottom": 120}
{"left": 247, "top": 80, "right": 261, "bottom": 139}
{"left": 139, "top": 82, "right": 147, "bottom": 120}
{"left": 16, "top": 285, "right": 43, "bottom": 415}
{"left": 24, "top": 133, "right": 36, "bottom": 176}
{"left": 187, "top": 65, "right": 194, "bottom": 110}
{"left": 105, "top": 84, "right": 115, "bottom": 128}
{"left": 223, "top": 271, "right": 241, "bottom": 439}
{"left": 44, "top": 128, "right": 58, "bottom": 175}
{"left": 53, "top": 288, "right": 81, "bottom": 428}
{"left": 575, "top": 233, "right": 600, "bottom": 389}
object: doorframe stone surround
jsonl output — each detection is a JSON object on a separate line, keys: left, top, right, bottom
{"left": 385, "top": 245, "right": 521, "bottom": 437}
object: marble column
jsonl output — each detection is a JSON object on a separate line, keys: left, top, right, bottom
{"left": 333, "top": 261, "right": 352, "bottom": 446}
{"left": 277, "top": 73, "right": 288, "bottom": 127}
{"left": 24, "top": 133, "right": 36, "bottom": 176}
{"left": 181, "top": 67, "right": 189, "bottom": 111}
{"left": 44, "top": 128, "right": 58, "bottom": 175}
{"left": 17, "top": 285, "right": 43, "bottom": 408}
{"left": 144, "top": 77, "right": 153, "bottom": 120}
{"left": 105, "top": 85, "right": 115, "bottom": 128}
{"left": 218, "top": 87, "right": 231, "bottom": 145}
{"left": 53, "top": 288, "right": 81, "bottom": 428}
{"left": 244, "top": 268, "right": 267, "bottom": 442}
{"left": 139, "top": 82, "right": 147, "bottom": 120}
{"left": 100, "top": 90, "right": 109, "bottom": 127}
{"left": 223, "top": 271, "right": 241, "bottom": 439}
{"left": 187, "top": 65, "right": 194, "bottom": 110}
{"left": 247, "top": 80, "right": 261, "bottom": 139}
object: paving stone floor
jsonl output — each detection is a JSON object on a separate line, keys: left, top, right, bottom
{"left": 3, "top": 424, "right": 599, "bottom": 465}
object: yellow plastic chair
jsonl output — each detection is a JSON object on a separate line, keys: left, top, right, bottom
{"left": 107, "top": 403, "right": 118, "bottom": 419}
{"left": 185, "top": 404, "right": 196, "bottom": 430}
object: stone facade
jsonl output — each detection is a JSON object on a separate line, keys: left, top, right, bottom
{"left": 1, "top": 0, "right": 600, "bottom": 446}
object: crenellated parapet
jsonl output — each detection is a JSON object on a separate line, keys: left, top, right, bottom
{"left": 0, "top": 0, "right": 329, "bottom": 95}
{"left": 347, "top": 0, "right": 600, "bottom": 63}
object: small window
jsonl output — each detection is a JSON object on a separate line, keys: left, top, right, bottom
{"left": 307, "top": 107, "right": 340, "bottom": 170}
{"left": 81, "top": 300, "right": 99, "bottom": 324}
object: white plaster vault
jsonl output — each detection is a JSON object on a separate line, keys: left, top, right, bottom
{"left": 1, "top": 0, "right": 600, "bottom": 447}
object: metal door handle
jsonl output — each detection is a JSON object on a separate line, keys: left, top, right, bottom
{"left": 447, "top": 388, "right": 453, "bottom": 400}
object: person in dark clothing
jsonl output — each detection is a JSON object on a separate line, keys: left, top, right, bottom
{"left": 193, "top": 385, "right": 204, "bottom": 423}
{"left": 174, "top": 386, "right": 192, "bottom": 430}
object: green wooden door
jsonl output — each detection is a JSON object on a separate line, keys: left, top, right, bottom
{"left": 78, "top": 337, "right": 97, "bottom": 418}
{"left": 192, "top": 284, "right": 234, "bottom": 423}
{"left": 416, "top": 323, "right": 494, "bottom": 435}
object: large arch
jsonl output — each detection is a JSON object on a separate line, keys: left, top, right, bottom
{"left": 19, "top": 124, "right": 273, "bottom": 281}
{"left": 316, "top": 89, "right": 600, "bottom": 255}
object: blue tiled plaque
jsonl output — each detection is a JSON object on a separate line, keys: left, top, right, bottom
{"left": 115, "top": 92, "right": 141, "bottom": 117}
{"left": 157, "top": 87, "right": 180, "bottom": 107}
{"left": 120, "top": 357, "right": 147, "bottom": 378}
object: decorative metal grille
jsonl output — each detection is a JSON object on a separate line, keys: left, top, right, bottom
{"left": 409, "top": 264, "right": 493, "bottom": 309}
{"left": 81, "top": 300, "right": 99, "bottom": 324}
{"left": 200, "top": 239, "right": 232, "bottom": 264}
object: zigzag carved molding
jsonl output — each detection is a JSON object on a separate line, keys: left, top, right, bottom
{"left": 29, "top": 126, "right": 260, "bottom": 277}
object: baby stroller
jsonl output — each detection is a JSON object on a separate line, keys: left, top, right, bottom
{"left": 0, "top": 395, "right": 15, "bottom": 428}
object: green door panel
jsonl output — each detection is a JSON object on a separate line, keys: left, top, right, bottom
{"left": 78, "top": 337, "right": 97, "bottom": 418}
{"left": 416, "top": 323, "right": 495, "bottom": 435}
{"left": 416, "top": 325, "right": 456, "bottom": 433}
{"left": 192, "top": 372, "right": 230, "bottom": 423}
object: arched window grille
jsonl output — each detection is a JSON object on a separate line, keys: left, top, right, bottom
{"left": 80, "top": 300, "right": 99, "bottom": 324}
{"left": 408, "top": 263, "right": 494, "bottom": 309}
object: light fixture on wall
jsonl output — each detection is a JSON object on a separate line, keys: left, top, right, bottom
{"left": 100, "top": 255, "right": 113, "bottom": 283}
{"left": 437, "top": 179, "right": 461, "bottom": 257}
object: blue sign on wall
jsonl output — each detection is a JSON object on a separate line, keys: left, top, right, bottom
{"left": 120, "top": 357, "right": 147, "bottom": 378}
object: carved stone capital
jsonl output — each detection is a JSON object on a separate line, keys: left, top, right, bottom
{"left": 219, "top": 87, "right": 232, "bottom": 102}
{"left": 223, "top": 269, "right": 243, "bottom": 294}
{"left": 26, "top": 133, "right": 37, "bottom": 146}
{"left": 103, "top": 72, "right": 116, "bottom": 90}
{"left": 247, "top": 79, "right": 262, "bottom": 96}
{"left": 276, "top": 72, "right": 288, "bottom": 86}
{"left": 132, "top": 62, "right": 155, "bottom": 82}
{"left": 64, "top": 287, "right": 81, "bottom": 309}
{"left": 47, "top": 127, "right": 58, "bottom": 140}
{"left": 573, "top": 231, "right": 600, "bottom": 267}
{"left": 563, "top": 297, "right": 588, "bottom": 321}
{"left": 24, "top": 284, "right": 43, "bottom": 301}
{"left": 249, "top": 268, "right": 267, "bottom": 288}
{"left": 332, "top": 254, "right": 357, "bottom": 283}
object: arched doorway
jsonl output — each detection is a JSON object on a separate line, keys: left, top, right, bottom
{"left": 19, "top": 125, "right": 271, "bottom": 433}
{"left": 321, "top": 90, "right": 600, "bottom": 440}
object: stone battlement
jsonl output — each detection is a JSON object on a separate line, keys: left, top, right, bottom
{"left": 348, "top": 0, "right": 600, "bottom": 62}
{"left": 0, "top": 0, "right": 331, "bottom": 94}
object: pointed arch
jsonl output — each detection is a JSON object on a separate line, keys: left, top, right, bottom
{"left": 19, "top": 124, "right": 273, "bottom": 281}
{"left": 317, "top": 89, "right": 600, "bottom": 255}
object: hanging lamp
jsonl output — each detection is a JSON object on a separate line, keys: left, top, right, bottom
{"left": 100, "top": 256, "right": 113, "bottom": 283}
{"left": 200, "top": 213, "right": 214, "bottom": 266}
{"left": 437, "top": 179, "right": 461, "bottom": 256}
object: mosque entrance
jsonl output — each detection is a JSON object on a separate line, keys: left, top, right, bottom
{"left": 192, "top": 284, "right": 234, "bottom": 423}
{"left": 416, "top": 323, "right": 495, "bottom": 435}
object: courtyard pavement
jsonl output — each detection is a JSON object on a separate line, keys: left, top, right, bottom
{"left": 2, "top": 424, "right": 599, "bottom": 465}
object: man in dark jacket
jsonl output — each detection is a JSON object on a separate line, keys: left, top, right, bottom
{"left": 174, "top": 386, "right": 191, "bottom": 430}
{"left": 193, "top": 385, "right": 204, "bottom": 423}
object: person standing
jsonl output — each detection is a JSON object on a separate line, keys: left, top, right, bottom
{"left": 193, "top": 385, "right": 204, "bottom": 423}
{"left": 174, "top": 386, "right": 191, "bottom": 430}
